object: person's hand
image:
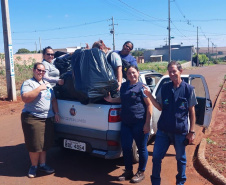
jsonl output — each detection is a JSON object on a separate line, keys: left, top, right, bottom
{"left": 117, "top": 82, "right": 122, "bottom": 91}
{"left": 85, "top": 43, "right": 90, "bottom": 49}
{"left": 142, "top": 85, "right": 151, "bottom": 97}
{"left": 55, "top": 114, "right": 60, "bottom": 122}
{"left": 104, "top": 92, "right": 112, "bottom": 102}
{"left": 58, "top": 79, "right": 64, "bottom": 85}
{"left": 39, "top": 83, "right": 47, "bottom": 91}
{"left": 186, "top": 132, "right": 195, "bottom": 144}
{"left": 143, "top": 122, "right": 150, "bottom": 134}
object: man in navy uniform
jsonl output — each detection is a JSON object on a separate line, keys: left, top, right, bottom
{"left": 143, "top": 61, "right": 197, "bottom": 185}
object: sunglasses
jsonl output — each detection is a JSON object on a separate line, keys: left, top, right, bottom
{"left": 36, "top": 68, "right": 46, "bottom": 73}
{"left": 125, "top": 45, "right": 132, "bottom": 50}
{"left": 46, "top": 53, "right": 54, "bottom": 56}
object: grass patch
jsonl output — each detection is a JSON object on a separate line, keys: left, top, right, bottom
{"left": 206, "top": 138, "right": 216, "bottom": 144}
{"left": 0, "top": 63, "right": 34, "bottom": 97}
{"left": 138, "top": 62, "right": 168, "bottom": 74}
{"left": 14, "top": 63, "right": 34, "bottom": 84}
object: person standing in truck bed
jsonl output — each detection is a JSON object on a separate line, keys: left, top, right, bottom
{"left": 114, "top": 41, "right": 137, "bottom": 67}
{"left": 92, "top": 40, "right": 123, "bottom": 92}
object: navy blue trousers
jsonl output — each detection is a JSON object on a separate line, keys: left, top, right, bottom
{"left": 120, "top": 122, "right": 149, "bottom": 172}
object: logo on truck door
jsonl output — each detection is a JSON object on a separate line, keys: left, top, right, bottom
{"left": 70, "top": 106, "right": 77, "bottom": 116}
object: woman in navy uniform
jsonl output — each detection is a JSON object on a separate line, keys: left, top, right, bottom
{"left": 105, "top": 65, "right": 152, "bottom": 183}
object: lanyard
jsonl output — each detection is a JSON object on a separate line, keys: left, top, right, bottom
{"left": 32, "top": 77, "right": 45, "bottom": 85}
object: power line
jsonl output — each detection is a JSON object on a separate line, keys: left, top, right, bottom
{"left": 10, "top": 19, "right": 110, "bottom": 34}
{"left": 117, "top": 0, "right": 165, "bottom": 21}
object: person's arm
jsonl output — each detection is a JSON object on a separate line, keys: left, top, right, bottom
{"left": 110, "top": 52, "right": 122, "bottom": 90}
{"left": 85, "top": 43, "right": 90, "bottom": 49}
{"left": 143, "top": 97, "right": 152, "bottom": 134}
{"left": 186, "top": 106, "right": 196, "bottom": 144}
{"left": 143, "top": 85, "right": 162, "bottom": 111}
{"left": 21, "top": 83, "right": 47, "bottom": 103}
{"left": 104, "top": 93, "right": 121, "bottom": 103}
{"left": 42, "top": 61, "right": 60, "bottom": 84}
{"left": 52, "top": 97, "right": 60, "bottom": 122}
{"left": 43, "top": 68, "right": 64, "bottom": 85}
{"left": 116, "top": 66, "right": 122, "bottom": 90}
{"left": 43, "top": 71, "right": 60, "bottom": 83}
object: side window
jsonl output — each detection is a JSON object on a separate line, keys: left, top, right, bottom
{"left": 145, "top": 74, "right": 163, "bottom": 92}
{"left": 190, "top": 77, "right": 205, "bottom": 98}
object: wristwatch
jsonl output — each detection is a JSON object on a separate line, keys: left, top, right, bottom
{"left": 189, "top": 130, "right": 196, "bottom": 135}
{"left": 55, "top": 112, "right": 60, "bottom": 115}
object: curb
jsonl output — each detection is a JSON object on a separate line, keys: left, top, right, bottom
{"left": 197, "top": 139, "right": 226, "bottom": 185}
{"left": 196, "top": 79, "right": 226, "bottom": 185}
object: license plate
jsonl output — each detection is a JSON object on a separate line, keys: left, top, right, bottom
{"left": 64, "top": 139, "right": 86, "bottom": 152}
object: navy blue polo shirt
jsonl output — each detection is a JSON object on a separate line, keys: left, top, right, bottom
{"left": 120, "top": 81, "right": 147, "bottom": 126}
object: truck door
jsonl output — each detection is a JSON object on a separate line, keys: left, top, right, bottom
{"left": 189, "top": 74, "right": 213, "bottom": 128}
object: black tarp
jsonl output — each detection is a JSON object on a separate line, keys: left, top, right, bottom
{"left": 54, "top": 71, "right": 90, "bottom": 104}
{"left": 70, "top": 48, "right": 118, "bottom": 104}
{"left": 54, "top": 53, "right": 72, "bottom": 75}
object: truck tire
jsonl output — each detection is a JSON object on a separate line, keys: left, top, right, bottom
{"left": 132, "top": 141, "right": 139, "bottom": 164}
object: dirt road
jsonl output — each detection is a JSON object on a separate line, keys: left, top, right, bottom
{"left": 0, "top": 64, "right": 225, "bottom": 185}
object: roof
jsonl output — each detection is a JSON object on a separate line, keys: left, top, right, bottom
{"left": 150, "top": 55, "right": 163, "bottom": 57}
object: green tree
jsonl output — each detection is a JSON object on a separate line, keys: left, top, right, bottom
{"left": 131, "top": 50, "right": 144, "bottom": 57}
{"left": 0, "top": 53, "right": 5, "bottom": 65}
{"left": 15, "top": 56, "right": 22, "bottom": 62}
{"left": 16, "top": 48, "right": 31, "bottom": 54}
{"left": 192, "top": 54, "right": 209, "bottom": 66}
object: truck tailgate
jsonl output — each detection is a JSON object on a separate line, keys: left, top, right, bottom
{"left": 57, "top": 99, "right": 112, "bottom": 131}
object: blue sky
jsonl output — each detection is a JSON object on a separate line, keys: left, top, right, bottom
{"left": 0, "top": 0, "right": 226, "bottom": 53}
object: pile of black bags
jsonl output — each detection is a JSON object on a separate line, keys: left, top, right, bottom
{"left": 54, "top": 48, "right": 118, "bottom": 104}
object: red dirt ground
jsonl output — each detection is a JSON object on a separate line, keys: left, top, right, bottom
{"left": 0, "top": 83, "right": 225, "bottom": 180}
{"left": 205, "top": 82, "right": 226, "bottom": 177}
{"left": 0, "top": 64, "right": 225, "bottom": 184}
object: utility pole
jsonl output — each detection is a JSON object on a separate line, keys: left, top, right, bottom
{"left": 164, "top": 37, "right": 167, "bottom": 45}
{"left": 197, "top": 27, "right": 199, "bottom": 66}
{"left": 110, "top": 16, "right": 117, "bottom": 50}
{"left": 212, "top": 43, "right": 214, "bottom": 56}
{"left": 208, "top": 38, "right": 209, "bottom": 59}
{"left": 208, "top": 38, "right": 210, "bottom": 65}
{"left": 39, "top": 37, "right": 41, "bottom": 53}
{"left": 168, "top": 0, "right": 171, "bottom": 63}
{"left": 1, "top": 0, "right": 17, "bottom": 101}
{"left": 35, "top": 41, "right": 37, "bottom": 53}
{"left": 215, "top": 45, "right": 217, "bottom": 59}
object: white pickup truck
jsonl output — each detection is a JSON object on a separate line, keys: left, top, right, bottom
{"left": 54, "top": 71, "right": 212, "bottom": 162}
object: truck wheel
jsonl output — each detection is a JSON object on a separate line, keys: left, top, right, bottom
{"left": 132, "top": 141, "right": 139, "bottom": 164}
